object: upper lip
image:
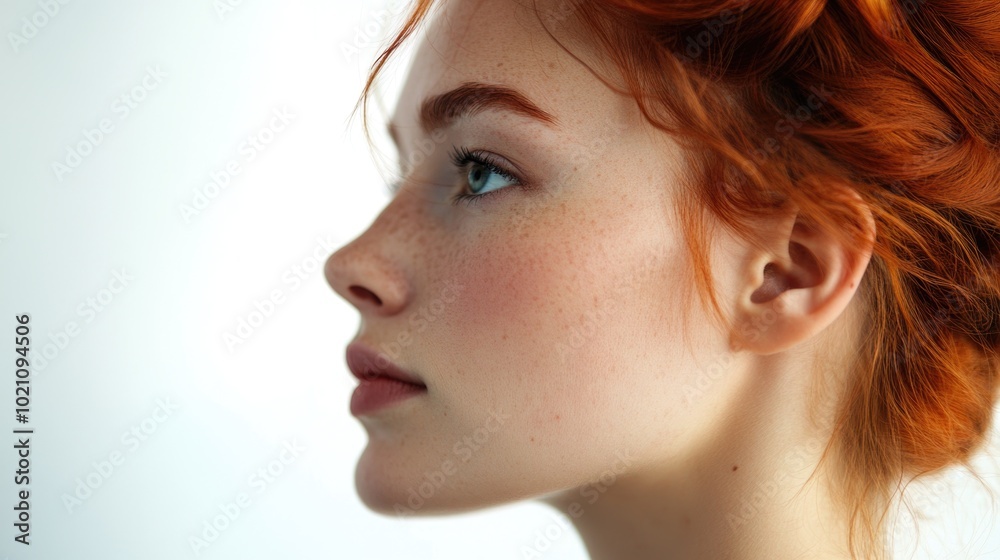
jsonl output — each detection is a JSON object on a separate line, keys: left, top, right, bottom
{"left": 346, "top": 342, "right": 426, "bottom": 387}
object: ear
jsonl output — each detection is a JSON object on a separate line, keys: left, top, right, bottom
{"left": 731, "top": 186, "right": 875, "bottom": 355}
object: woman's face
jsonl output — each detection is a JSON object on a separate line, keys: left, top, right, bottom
{"left": 327, "top": 0, "right": 741, "bottom": 513}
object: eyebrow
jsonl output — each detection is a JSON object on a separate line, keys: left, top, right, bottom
{"left": 386, "top": 81, "right": 558, "bottom": 147}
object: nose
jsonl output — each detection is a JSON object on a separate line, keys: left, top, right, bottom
{"left": 325, "top": 216, "right": 411, "bottom": 317}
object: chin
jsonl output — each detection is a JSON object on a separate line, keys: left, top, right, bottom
{"left": 354, "top": 445, "right": 522, "bottom": 517}
{"left": 354, "top": 447, "right": 408, "bottom": 515}
{"left": 354, "top": 446, "right": 458, "bottom": 516}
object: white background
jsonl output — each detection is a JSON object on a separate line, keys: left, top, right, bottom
{"left": 0, "top": 1, "right": 997, "bottom": 558}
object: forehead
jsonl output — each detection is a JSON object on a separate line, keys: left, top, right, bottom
{"left": 391, "top": 0, "right": 642, "bottom": 141}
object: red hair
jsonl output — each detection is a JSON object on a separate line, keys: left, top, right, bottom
{"left": 355, "top": 1, "right": 1000, "bottom": 557}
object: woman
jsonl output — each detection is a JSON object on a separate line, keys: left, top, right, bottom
{"left": 325, "top": 0, "right": 1000, "bottom": 558}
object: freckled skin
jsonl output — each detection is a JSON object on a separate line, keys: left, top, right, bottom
{"left": 327, "top": 0, "right": 718, "bottom": 512}
{"left": 326, "top": 0, "right": 865, "bottom": 558}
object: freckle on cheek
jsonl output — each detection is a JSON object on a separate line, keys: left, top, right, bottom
{"left": 451, "top": 249, "right": 554, "bottom": 329}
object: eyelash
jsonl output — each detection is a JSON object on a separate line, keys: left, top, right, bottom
{"left": 448, "top": 146, "right": 523, "bottom": 207}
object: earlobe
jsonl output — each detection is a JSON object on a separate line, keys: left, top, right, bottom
{"left": 734, "top": 195, "right": 875, "bottom": 355}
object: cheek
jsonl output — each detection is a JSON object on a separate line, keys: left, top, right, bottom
{"left": 433, "top": 206, "right": 667, "bottom": 450}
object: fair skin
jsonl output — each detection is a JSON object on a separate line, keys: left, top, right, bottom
{"left": 325, "top": 0, "right": 874, "bottom": 558}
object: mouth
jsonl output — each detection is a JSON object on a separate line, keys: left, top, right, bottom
{"left": 346, "top": 342, "right": 427, "bottom": 416}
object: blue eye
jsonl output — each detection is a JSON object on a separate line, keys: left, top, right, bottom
{"left": 449, "top": 146, "right": 522, "bottom": 206}
{"left": 469, "top": 163, "right": 514, "bottom": 194}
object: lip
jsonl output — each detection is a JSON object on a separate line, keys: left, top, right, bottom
{"left": 346, "top": 342, "right": 427, "bottom": 416}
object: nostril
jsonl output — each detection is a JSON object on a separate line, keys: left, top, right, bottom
{"left": 349, "top": 285, "right": 383, "bottom": 306}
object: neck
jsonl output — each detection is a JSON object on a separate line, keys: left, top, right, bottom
{"left": 539, "top": 355, "right": 853, "bottom": 560}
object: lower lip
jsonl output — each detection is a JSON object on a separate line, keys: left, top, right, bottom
{"left": 350, "top": 377, "right": 427, "bottom": 416}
